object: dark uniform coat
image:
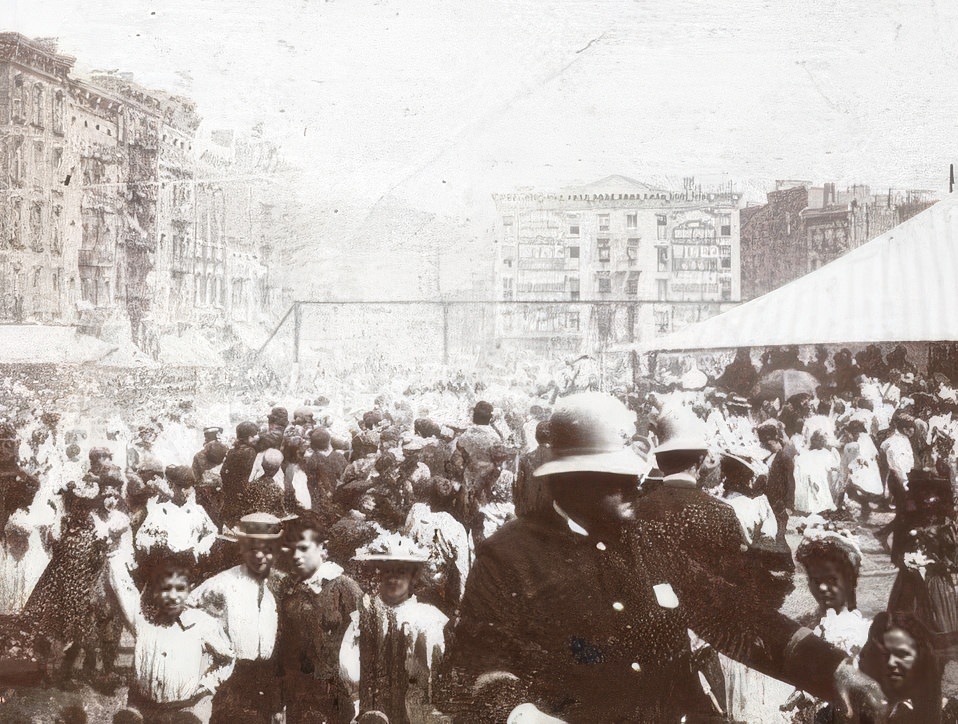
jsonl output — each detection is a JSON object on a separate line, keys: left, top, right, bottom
{"left": 444, "top": 510, "right": 843, "bottom": 723}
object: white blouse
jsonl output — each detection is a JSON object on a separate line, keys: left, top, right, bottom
{"left": 188, "top": 564, "right": 278, "bottom": 661}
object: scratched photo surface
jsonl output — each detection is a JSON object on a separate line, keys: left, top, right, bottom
{"left": 1, "top": 1, "right": 958, "bottom": 722}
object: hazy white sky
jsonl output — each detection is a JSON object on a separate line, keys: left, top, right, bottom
{"left": 7, "top": 0, "right": 957, "bottom": 216}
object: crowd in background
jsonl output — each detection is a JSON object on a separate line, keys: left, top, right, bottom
{"left": 0, "top": 342, "right": 957, "bottom": 722}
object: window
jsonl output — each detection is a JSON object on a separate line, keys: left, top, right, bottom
{"left": 52, "top": 147, "right": 63, "bottom": 170}
{"left": 721, "top": 278, "right": 732, "bottom": 301}
{"left": 721, "top": 224, "right": 731, "bottom": 237}
{"left": 657, "top": 278, "right": 668, "bottom": 301}
{"left": 656, "top": 214, "right": 667, "bottom": 240}
{"left": 627, "top": 238, "right": 640, "bottom": 261}
{"left": 32, "top": 267, "right": 41, "bottom": 288}
{"left": 627, "top": 276, "right": 639, "bottom": 295}
{"left": 597, "top": 243, "right": 610, "bottom": 262}
{"left": 12, "top": 137, "right": 25, "bottom": 184}
{"left": 568, "top": 312, "right": 580, "bottom": 331}
{"left": 568, "top": 246, "right": 580, "bottom": 259}
{"left": 502, "top": 215, "right": 514, "bottom": 227}
{"left": 12, "top": 76, "right": 23, "bottom": 122}
{"left": 52, "top": 205, "right": 62, "bottom": 254}
{"left": 655, "top": 310, "right": 670, "bottom": 333}
{"left": 657, "top": 246, "right": 668, "bottom": 272}
{"left": 626, "top": 213, "right": 638, "bottom": 229}
{"left": 30, "top": 202, "right": 43, "bottom": 252}
{"left": 598, "top": 214, "right": 610, "bottom": 231}
{"left": 570, "top": 291, "right": 580, "bottom": 300}
{"left": 502, "top": 277, "right": 513, "bottom": 301}
{"left": 569, "top": 224, "right": 580, "bottom": 236}
{"left": 721, "top": 256, "right": 731, "bottom": 269}
{"left": 597, "top": 276, "right": 611, "bottom": 293}
{"left": 33, "top": 85, "right": 44, "bottom": 127}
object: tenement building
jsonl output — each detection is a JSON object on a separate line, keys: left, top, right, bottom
{"left": 0, "top": 33, "right": 275, "bottom": 355}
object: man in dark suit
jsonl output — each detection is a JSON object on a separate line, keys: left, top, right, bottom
{"left": 444, "top": 393, "right": 887, "bottom": 724}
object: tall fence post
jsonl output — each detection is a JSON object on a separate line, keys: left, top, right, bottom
{"left": 293, "top": 302, "right": 301, "bottom": 364}
{"left": 442, "top": 302, "right": 450, "bottom": 368}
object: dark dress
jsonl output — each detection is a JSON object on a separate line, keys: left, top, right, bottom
{"left": 220, "top": 442, "right": 258, "bottom": 523}
{"left": 234, "top": 475, "right": 288, "bottom": 523}
{"left": 276, "top": 571, "right": 363, "bottom": 723}
{"left": 24, "top": 502, "right": 106, "bottom": 644}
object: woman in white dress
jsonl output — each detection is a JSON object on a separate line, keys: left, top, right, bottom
{"left": 793, "top": 430, "right": 839, "bottom": 515}
{"left": 839, "top": 417, "right": 884, "bottom": 521}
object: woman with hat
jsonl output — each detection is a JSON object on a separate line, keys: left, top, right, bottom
{"left": 781, "top": 521, "right": 872, "bottom": 722}
{"left": 341, "top": 533, "right": 449, "bottom": 724}
{"left": 24, "top": 463, "right": 132, "bottom": 690}
{"left": 885, "top": 471, "right": 958, "bottom": 661}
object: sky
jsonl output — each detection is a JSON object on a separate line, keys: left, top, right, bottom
{"left": 6, "top": 0, "right": 957, "bottom": 221}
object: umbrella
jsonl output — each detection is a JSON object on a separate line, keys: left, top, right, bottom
{"left": 753, "top": 369, "right": 821, "bottom": 402}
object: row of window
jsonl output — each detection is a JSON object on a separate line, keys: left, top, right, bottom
{"left": 7, "top": 79, "right": 66, "bottom": 133}
{"left": 505, "top": 213, "right": 670, "bottom": 238}
{"left": 504, "top": 214, "right": 733, "bottom": 241}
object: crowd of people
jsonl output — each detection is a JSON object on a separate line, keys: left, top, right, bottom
{"left": 0, "top": 342, "right": 957, "bottom": 722}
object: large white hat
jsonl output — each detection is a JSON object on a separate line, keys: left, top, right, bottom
{"left": 533, "top": 392, "right": 651, "bottom": 478}
{"left": 353, "top": 532, "right": 430, "bottom": 564}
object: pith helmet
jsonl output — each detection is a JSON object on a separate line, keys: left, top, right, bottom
{"left": 533, "top": 392, "right": 650, "bottom": 478}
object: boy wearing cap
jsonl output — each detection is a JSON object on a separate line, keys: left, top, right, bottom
{"left": 189, "top": 512, "right": 285, "bottom": 723}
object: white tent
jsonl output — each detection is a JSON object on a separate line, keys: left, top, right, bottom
{"left": 638, "top": 196, "right": 958, "bottom": 352}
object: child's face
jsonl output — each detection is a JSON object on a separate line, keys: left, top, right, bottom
{"left": 882, "top": 627, "right": 918, "bottom": 694}
{"left": 806, "top": 560, "right": 848, "bottom": 612}
{"left": 290, "top": 531, "right": 326, "bottom": 580}
{"left": 155, "top": 572, "right": 190, "bottom": 621}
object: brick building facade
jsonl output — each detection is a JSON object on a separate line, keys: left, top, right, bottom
{"left": 741, "top": 181, "right": 937, "bottom": 300}
{"left": 0, "top": 33, "right": 278, "bottom": 356}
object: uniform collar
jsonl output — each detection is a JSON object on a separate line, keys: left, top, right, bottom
{"left": 662, "top": 472, "right": 698, "bottom": 488}
{"left": 553, "top": 501, "right": 590, "bottom": 537}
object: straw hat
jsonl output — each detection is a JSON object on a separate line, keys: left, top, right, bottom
{"left": 532, "top": 392, "right": 650, "bottom": 478}
{"left": 221, "top": 512, "right": 285, "bottom": 541}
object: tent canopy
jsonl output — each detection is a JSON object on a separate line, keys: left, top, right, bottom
{"left": 639, "top": 196, "right": 958, "bottom": 353}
